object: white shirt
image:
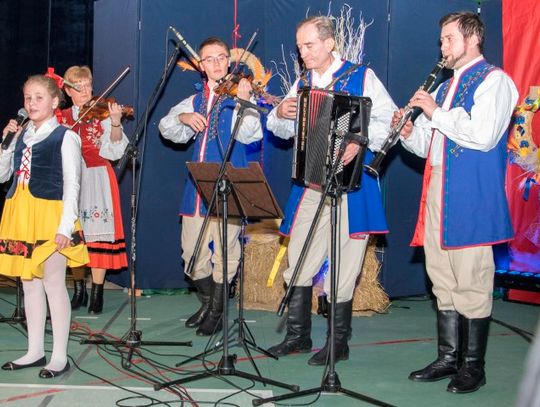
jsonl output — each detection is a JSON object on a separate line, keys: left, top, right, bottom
{"left": 0, "top": 116, "right": 82, "bottom": 238}
{"left": 266, "top": 53, "right": 397, "bottom": 152}
{"left": 158, "top": 87, "right": 263, "bottom": 145}
{"left": 401, "top": 55, "right": 519, "bottom": 165}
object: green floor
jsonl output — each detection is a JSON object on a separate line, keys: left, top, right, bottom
{"left": 0, "top": 286, "right": 537, "bottom": 407}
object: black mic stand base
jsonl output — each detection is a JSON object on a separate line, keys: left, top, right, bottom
{"left": 81, "top": 332, "right": 192, "bottom": 369}
{"left": 252, "top": 371, "right": 395, "bottom": 407}
{"left": 155, "top": 353, "right": 298, "bottom": 392}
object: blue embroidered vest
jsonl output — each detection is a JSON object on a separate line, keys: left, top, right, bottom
{"left": 7, "top": 125, "right": 66, "bottom": 200}
{"left": 436, "top": 59, "right": 513, "bottom": 247}
{"left": 180, "top": 92, "right": 249, "bottom": 216}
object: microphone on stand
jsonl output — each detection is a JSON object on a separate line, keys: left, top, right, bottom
{"left": 233, "top": 97, "right": 268, "bottom": 114}
{"left": 169, "top": 26, "right": 201, "bottom": 63}
{"left": 2, "top": 108, "right": 28, "bottom": 150}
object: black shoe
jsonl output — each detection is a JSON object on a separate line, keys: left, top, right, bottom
{"left": 408, "top": 359, "right": 459, "bottom": 382}
{"left": 267, "top": 286, "right": 313, "bottom": 357}
{"left": 307, "top": 300, "right": 352, "bottom": 366}
{"left": 409, "top": 310, "right": 460, "bottom": 382}
{"left": 447, "top": 363, "right": 486, "bottom": 393}
{"left": 307, "top": 342, "right": 349, "bottom": 365}
{"left": 185, "top": 276, "right": 213, "bottom": 328}
{"left": 88, "top": 283, "right": 104, "bottom": 314}
{"left": 196, "top": 283, "right": 224, "bottom": 336}
{"left": 2, "top": 356, "right": 47, "bottom": 371}
{"left": 447, "top": 316, "right": 490, "bottom": 393}
{"left": 267, "top": 337, "right": 312, "bottom": 357}
{"left": 38, "top": 361, "right": 71, "bottom": 379}
{"left": 71, "top": 279, "right": 88, "bottom": 310}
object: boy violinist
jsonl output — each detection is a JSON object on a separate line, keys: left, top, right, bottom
{"left": 158, "top": 37, "right": 262, "bottom": 336}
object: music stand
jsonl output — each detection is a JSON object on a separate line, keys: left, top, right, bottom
{"left": 154, "top": 162, "right": 296, "bottom": 392}
{"left": 175, "top": 163, "right": 282, "bottom": 371}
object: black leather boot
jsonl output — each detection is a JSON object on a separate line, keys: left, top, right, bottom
{"left": 185, "top": 276, "right": 214, "bottom": 328}
{"left": 88, "top": 283, "right": 104, "bottom": 314}
{"left": 409, "top": 310, "right": 459, "bottom": 381}
{"left": 71, "top": 279, "right": 88, "bottom": 310}
{"left": 196, "top": 283, "right": 224, "bottom": 336}
{"left": 308, "top": 299, "right": 352, "bottom": 366}
{"left": 267, "top": 286, "right": 313, "bottom": 357}
{"left": 447, "top": 316, "right": 489, "bottom": 393}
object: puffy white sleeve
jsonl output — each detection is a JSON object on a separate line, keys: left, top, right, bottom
{"left": 99, "top": 117, "right": 129, "bottom": 161}
{"left": 430, "top": 71, "right": 518, "bottom": 151}
{"left": 57, "top": 129, "right": 82, "bottom": 238}
{"left": 362, "top": 68, "right": 397, "bottom": 152}
{"left": 158, "top": 95, "right": 197, "bottom": 144}
{"left": 0, "top": 136, "right": 16, "bottom": 183}
{"left": 231, "top": 101, "right": 263, "bottom": 144}
{"left": 266, "top": 80, "right": 299, "bottom": 140}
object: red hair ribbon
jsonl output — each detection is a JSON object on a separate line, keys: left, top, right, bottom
{"left": 45, "top": 67, "right": 65, "bottom": 89}
{"left": 45, "top": 67, "right": 80, "bottom": 91}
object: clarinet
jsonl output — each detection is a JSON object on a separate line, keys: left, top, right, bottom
{"left": 364, "top": 57, "right": 447, "bottom": 177}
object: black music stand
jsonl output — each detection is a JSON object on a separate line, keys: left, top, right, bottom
{"left": 154, "top": 162, "right": 296, "bottom": 392}
{"left": 253, "top": 135, "right": 394, "bottom": 407}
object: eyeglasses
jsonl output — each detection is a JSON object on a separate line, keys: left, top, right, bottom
{"left": 74, "top": 81, "right": 92, "bottom": 91}
{"left": 200, "top": 54, "right": 229, "bottom": 64}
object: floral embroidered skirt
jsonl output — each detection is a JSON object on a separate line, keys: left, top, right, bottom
{"left": 0, "top": 185, "right": 89, "bottom": 280}
{"left": 79, "top": 163, "right": 127, "bottom": 270}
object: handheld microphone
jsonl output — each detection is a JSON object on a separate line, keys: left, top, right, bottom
{"left": 2, "top": 108, "right": 28, "bottom": 150}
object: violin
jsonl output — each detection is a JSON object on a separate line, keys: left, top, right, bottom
{"left": 79, "top": 96, "right": 134, "bottom": 123}
{"left": 214, "top": 73, "right": 281, "bottom": 106}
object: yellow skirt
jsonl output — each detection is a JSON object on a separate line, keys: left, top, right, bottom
{"left": 0, "top": 185, "right": 89, "bottom": 280}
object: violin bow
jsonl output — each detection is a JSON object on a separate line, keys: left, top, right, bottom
{"left": 70, "top": 66, "right": 131, "bottom": 129}
{"left": 229, "top": 30, "right": 258, "bottom": 77}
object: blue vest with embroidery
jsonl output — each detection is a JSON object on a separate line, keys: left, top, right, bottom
{"left": 7, "top": 125, "right": 66, "bottom": 200}
{"left": 279, "top": 61, "right": 389, "bottom": 237}
{"left": 436, "top": 59, "right": 513, "bottom": 247}
{"left": 180, "top": 93, "right": 249, "bottom": 216}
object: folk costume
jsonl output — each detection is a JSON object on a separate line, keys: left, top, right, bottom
{"left": 0, "top": 116, "right": 88, "bottom": 376}
{"left": 266, "top": 54, "right": 395, "bottom": 365}
{"left": 159, "top": 82, "right": 262, "bottom": 335}
{"left": 401, "top": 56, "right": 518, "bottom": 392}
{"left": 60, "top": 108, "right": 129, "bottom": 312}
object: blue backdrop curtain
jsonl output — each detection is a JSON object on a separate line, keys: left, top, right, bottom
{"left": 90, "top": 0, "right": 504, "bottom": 296}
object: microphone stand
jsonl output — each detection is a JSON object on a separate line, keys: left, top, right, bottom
{"left": 80, "top": 40, "right": 192, "bottom": 366}
{"left": 154, "top": 102, "right": 296, "bottom": 393}
{"left": 253, "top": 139, "right": 394, "bottom": 407}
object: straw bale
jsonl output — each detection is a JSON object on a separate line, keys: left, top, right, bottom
{"left": 243, "top": 220, "right": 389, "bottom": 316}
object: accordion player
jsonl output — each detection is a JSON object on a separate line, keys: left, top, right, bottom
{"left": 292, "top": 87, "right": 372, "bottom": 192}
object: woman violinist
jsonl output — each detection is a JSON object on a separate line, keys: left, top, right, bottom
{"left": 60, "top": 65, "right": 128, "bottom": 314}
{"left": 0, "top": 75, "right": 88, "bottom": 378}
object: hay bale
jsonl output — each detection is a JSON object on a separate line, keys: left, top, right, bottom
{"left": 243, "top": 220, "right": 389, "bottom": 316}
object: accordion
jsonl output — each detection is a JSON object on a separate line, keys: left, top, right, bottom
{"left": 292, "top": 88, "right": 372, "bottom": 192}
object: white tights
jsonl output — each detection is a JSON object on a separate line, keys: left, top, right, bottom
{"left": 14, "top": 252, "right": 70, "bottom": 371}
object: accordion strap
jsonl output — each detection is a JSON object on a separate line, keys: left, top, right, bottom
{"left": 325, "top": 63, "right": 361, "bottom": 90}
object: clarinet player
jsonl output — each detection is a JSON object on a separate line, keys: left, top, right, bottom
{"left": 395, "top": 11, "right": 518, "bottom": 393}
